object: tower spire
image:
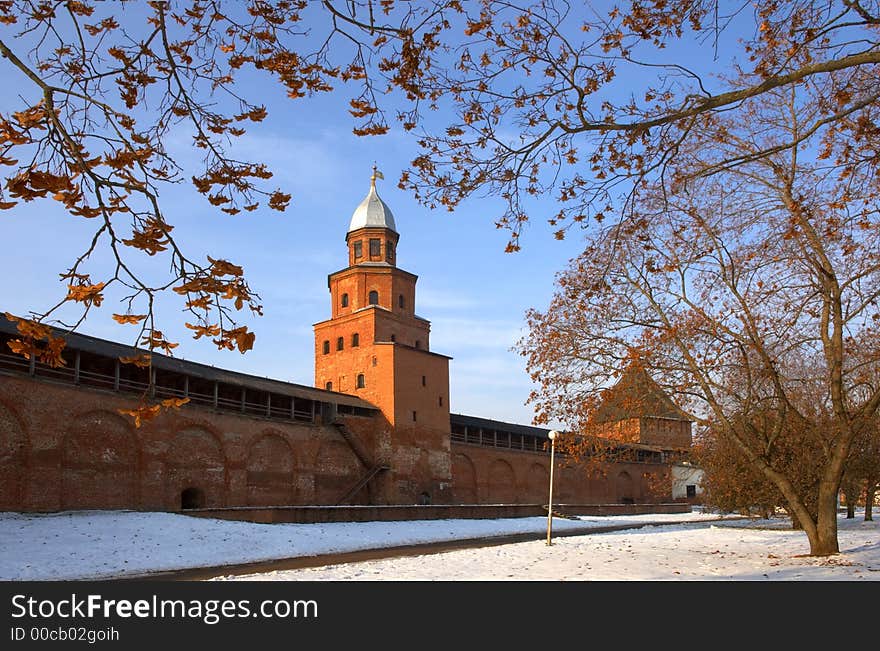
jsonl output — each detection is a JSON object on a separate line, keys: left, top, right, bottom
{"left": 349, "top": 165, "right": 395, "bottom": 233}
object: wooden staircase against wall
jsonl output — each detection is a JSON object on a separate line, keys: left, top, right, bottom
{"left": 333, "top": 422, "right": 389, "bottom": 505}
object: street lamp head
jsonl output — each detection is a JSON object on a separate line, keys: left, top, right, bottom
{"left": 548, "top": 430, "right": 559, "bottom": 441}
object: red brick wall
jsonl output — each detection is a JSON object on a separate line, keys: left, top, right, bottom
{"left": 345, "top": 227, "right": 399, "bottom": 268}
{"left": 639, "top": 417, "right": 692, "bottom": 448}
{"left": 316, "top": 300, "right": 429, "bottom": 353}
{"left": 0, "top": 373, "right": 672, "bottom": 512}
{"left": 391, "top": 346, "right": 449, "bottom": 432}
{"left": 590, "top": 418, "right": 642, "bottom": 444}
{"left": 0, "top": 375, "right": 375, "bottom": 511}
{"left": 589, "top": 417, "right": 692, "bottom": 449}
{"left": 324, "top": 346, "right": 453, "bottom": 506}
{"left": 380, "top": 421, "right": 453, "bottom": 505}
{"left": 327, "top": 266, "right": 418, "bottom": 321}
{"left": 451, "top": 443, "right": 671, "bottom": 505}
{"left": 314, "top": 312, "right": 380, "bottom": 394}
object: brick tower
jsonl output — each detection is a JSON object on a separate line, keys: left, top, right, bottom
{"left": 313, "top": 168, "right": 453, "bottom": 503}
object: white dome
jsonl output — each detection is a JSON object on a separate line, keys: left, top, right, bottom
{"left": 348, "top": 177, "right": 397, "bottom": 233}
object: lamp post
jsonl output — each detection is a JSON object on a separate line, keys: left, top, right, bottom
{"left": 546, "top": 430, "right": 559, "bottom": 546}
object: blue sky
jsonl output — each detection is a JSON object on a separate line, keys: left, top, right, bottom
{"left": 0, "top": 3, "right": 754, "bottom": 427}
{"left": 2, "top": 123, "right": 582, "bottom": 426}
{"left": 0, "top": 36, "right": 587, "bottom": 428}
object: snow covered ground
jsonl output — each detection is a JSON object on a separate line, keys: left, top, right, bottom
{"left": 1, "top": 509, "right": 876, "bottom": 580}
{"left": 221, "top": 516, "right": 879, "bottom": 581}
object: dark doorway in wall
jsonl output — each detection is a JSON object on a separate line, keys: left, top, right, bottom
{"left": 181, "top": 487, "right": 205, "bottom": 510}
{"left": 616, "top": 470, "right": 634, "bottom": 504}
{"left": 419, "top": 491, "right": 431, "bottom": 505}
{"left": 686, "top": 485, "right": 697, "bottom": 499}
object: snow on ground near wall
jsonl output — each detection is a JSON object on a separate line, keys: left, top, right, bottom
{"left": 0, "top": 509, "right": 876, "bottom": 580}
{"left": 1, "top": 510, "right": 734, "bottom": 580}
{"left": 220, "top": 516, "right": 880, "bottom": 581}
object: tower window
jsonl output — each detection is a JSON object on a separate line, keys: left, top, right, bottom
{"left": 353, "top": 241, "right": 363, "bottom": 259}
{"left": 390, "top": 334, "right": 396, "bottom": 343}
{"left": 421, "top": 375, "right": 426, "bottom": 387}
{"left": 325, "top": 381, "right": 333, "bottom": 391}
{"left": 322, "top": 340, "right": 330, "bottom": 355}
{"left": 412, "top": 411, "right": 417, "bottom": 422}
{"left": 336, "top": 336, "right": 344, "bottom": 351}
{"left": 386, "top": 241, "right": 395, "bottom": 263}
{"left": 369, "top": 238, "right": 381, "bottom": 257}
{"left": 356, "top": 373, "right": 365, "bottom": 389}
{"left": 368, "top": 290, "right": 379, "bottom": 305}
{"left": 341, "top": 293, "right": 349, "bottom": 308}
{"left": 352, "top": 333, "right": 359, "bottom": 347}
{"left": 398, "top": 294, "right": 405, "bottom": 309}
{"left": 415, "top": 340, "right": 421, "bottom": 349}
{"left": 439, "top": 396, "right": 443, "bottom": 407}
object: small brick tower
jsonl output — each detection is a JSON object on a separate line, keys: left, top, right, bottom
{"left": 313, "top": 168, "right": 453, "bottom": 503}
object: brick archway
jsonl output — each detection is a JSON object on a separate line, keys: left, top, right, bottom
{"left": 246, "top": 432, "right": 296, "bottom": 506}
{"left": 314, "top": 439, "right": 361, "bottom": 504}
{"left": 488, "top": 459, "right": 517, "bottom": 504}
{"left": 0, "top": 401, "right": 26, "bottom": 510}
{"left": 616, "top": 470, "right": 635, "bottom": 504}
{"left": 167, "top": 426, "right": 226, "bottom": 509}
{"left": 526, "top": 463, "right": 549, "bottom": 503}
{"left": 62, "top": 410, "right": 138, "bottom": 510}
{"left": 452, "top": 453, "right": 477, "bottom": 503}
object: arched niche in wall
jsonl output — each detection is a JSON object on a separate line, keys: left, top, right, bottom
{"left": 0, "top": 401, "right": 26, "bottom": 510}
{"left": 167, "top": 426, "right": 226, "bottom": 509}
{"left": 488, "top": 458, "right": 517, "bottom": 504}
{"left": 616, "top": 470, "right": 635, "bottom": 504}
{"left": 62, "top": 410, "right": 138, "bottom": 510}
{"left": 246, "top": 432, "right": 296, "bottom": 507}
{"left": 451, "top": 453, "right": 477, "bottom": 504}
{"left": 313, "top": 438, "right": 361, "bottom": 505}
{"left": 526, "top": 462, "right": 549, "bottom": 503}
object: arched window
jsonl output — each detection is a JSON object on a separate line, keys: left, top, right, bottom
{"left": 398, "top": 294, "right": 405, "bottom": 309}
{"left": 356, "top": 373, "right": 365, "bottom": 389}
{"left": 322, "top": 340, "right": 330, "bottom": 355}
{"left": 341, "top": 293, "right": 349, "bottom": 308}
{"left": 325, "top": 381, "right": 333, "bottom": 391}
{"left": 336, "top": 336, "right": 344, "bottom": 351}
{"left": 368, "top": 290, "right": 379, "bottom": 305}
{"left": 351, "top": 333, "right": 359, "bottom": 347}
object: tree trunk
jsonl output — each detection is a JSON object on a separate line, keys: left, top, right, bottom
{"left": 841, "top": 486, "right": 857, "bottom": 518}
{"left": 809, "top": 485, "right": 840, "bottom": 556}
{"left": 867, "top": 484, "right": 876, "bottom": 522}
{"left": 735, "top": 426, "right": 842, "bottom": 556}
